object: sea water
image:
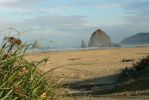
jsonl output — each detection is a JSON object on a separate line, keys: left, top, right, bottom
{"left": 27, "top": 47, "right": 121, "bottom": 53}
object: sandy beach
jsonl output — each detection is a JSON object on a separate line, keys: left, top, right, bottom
{"left": 25, "top": 47, "right": 149, "bottom": 84}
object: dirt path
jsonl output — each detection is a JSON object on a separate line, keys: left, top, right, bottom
{"left": 64, "top": 96, "right": 149, "bottom": 100}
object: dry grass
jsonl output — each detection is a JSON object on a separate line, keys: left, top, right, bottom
{"left": 26, "top": 47, "right": 149, "bottom": 83}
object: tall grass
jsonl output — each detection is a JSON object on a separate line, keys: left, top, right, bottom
{"left": 0, "top": 30, "right": 61, "bottom": 100}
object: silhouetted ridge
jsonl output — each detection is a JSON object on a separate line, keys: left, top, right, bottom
{"left": 120, "top": 32, "right": 149, "bottom": 45}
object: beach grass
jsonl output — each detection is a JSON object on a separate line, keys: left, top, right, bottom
{"left": 0, "top": 29, "right": 62, "bottom": 100}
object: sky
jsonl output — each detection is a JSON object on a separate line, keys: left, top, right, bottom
{"left": 0, "top": 0, "right": 149, "bottom": 48}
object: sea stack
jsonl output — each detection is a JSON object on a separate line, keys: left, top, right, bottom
{"left": 81, "top": 40, "right": 87, "bottom": 48}
{"left": 32, "top": 40, "right": 40, "bottom": 49}
{"left": 88, "top": 29, "right": 112, "bottom": 47}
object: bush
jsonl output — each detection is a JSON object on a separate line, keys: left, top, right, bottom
{"left": 0, "top": 30, "right": 60, "bottom": 99}
{"left": 133, "top": 56, "right": 149, "bottom": 71}
{"left": 118, "top": 56, "right": 149, "bottom": 82}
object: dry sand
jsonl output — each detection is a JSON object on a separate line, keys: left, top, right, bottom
{"left": 25, "top": 47, "right": 149, "bottom": 84}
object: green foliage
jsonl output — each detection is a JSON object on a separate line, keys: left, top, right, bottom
{"left": 0, "top": 30, "right": 61, "bottom": 100}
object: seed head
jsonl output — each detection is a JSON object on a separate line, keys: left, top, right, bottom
{"left": 5, "top": 36, "right": 22, "bottom": 46}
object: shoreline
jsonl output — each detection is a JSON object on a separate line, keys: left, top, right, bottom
{"left": 26, "top": 45, "right": 149, "bottom": 54}
{"left": 26, "top": 46, "right": 149, "bottom": 55}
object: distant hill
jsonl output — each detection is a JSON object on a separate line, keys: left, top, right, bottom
{"left": 120, "top": 33, "right": 149, "bottom": 45}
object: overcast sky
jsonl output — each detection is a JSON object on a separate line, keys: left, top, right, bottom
{"left": 0, "top": 0, "right": 149, "bottom": 48}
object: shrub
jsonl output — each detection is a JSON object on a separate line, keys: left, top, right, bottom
{"left": 0, "top": 30, "right": 60, "bottom": 99}
{"left": 133, "top": 56, "right": 149, "bottom": 71}
{"left": 118, "top": 56, "right": 149, "bottom": 82}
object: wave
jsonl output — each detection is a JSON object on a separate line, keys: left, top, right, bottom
{"left": 27, "top": 47, "right": 122, "bottom": 53}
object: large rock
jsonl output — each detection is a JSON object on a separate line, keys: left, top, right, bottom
{"left": 81, "top": 40, "right": 87, "bottom": 48}
{"left": 32, "top": 40, "right": 40, "bottom": 48}
{"left": 120, "top": 33, "right": 149, "bottom": 45}
{"left": 88, "top": 29, "right": 112, "bottom": 47}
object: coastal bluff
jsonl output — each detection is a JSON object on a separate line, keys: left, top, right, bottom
{"left": 120, "top": 33, "right": 149, "bottom": 45}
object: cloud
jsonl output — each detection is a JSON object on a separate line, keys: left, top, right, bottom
{"left": 1, "top": 0, "right": 43, "bottom": 7}
{"left": 71, "top": 0, "right": 119, "bottom": 10}
{"left": 122, "top": 0, "right": 149, "bottom": 25}
{"left": 0, "top": 14, "right": 96, "bottom": 48}
{"left": 101, "top": 0, "right": 149, "bottom": 43}
{"left": 27, "top": 15, "right": 88, "bottom": 27}
{"left": 16, "top": 15, "right": 91, "bottom": 33}
{"left": 0, "top": 0, "right": 75, "bottom": 16}
{"left": 0, "top": 0, "right": 18, "bottom": 4}
{"left": 0, "top": 0, "right": 149, "bottom": 48}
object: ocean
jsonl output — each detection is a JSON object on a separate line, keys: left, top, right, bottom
{"left": 27, "top": 44, "right": 149, "bottom": 53}
{"left": 27, "top": 47, "right": 122, "bottom": 53}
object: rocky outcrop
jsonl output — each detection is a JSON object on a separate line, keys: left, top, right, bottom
{"left": 32, "top": 40, "right": 40, "bottom": 48}
{"left": 88, "top": 29, "right": 112, "bottom": 47}
{"left": 81, "top": 40, "right": 87, "bottom": 48}
{"left": 120, "top": 33, "right": 149, "bottom": 45}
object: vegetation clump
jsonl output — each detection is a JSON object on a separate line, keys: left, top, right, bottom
{"left": 106, "top": 56, "right": 149, "bottom": 95}
{"left": 118, "top": 56, "right": 149, "bottom": 82}
{"left": 0, "top": 29, "right": 60, "bottom": 100}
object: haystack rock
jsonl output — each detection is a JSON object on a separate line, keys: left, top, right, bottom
{"left": 88, "top": 29, "right": 112, "bottom": 47}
